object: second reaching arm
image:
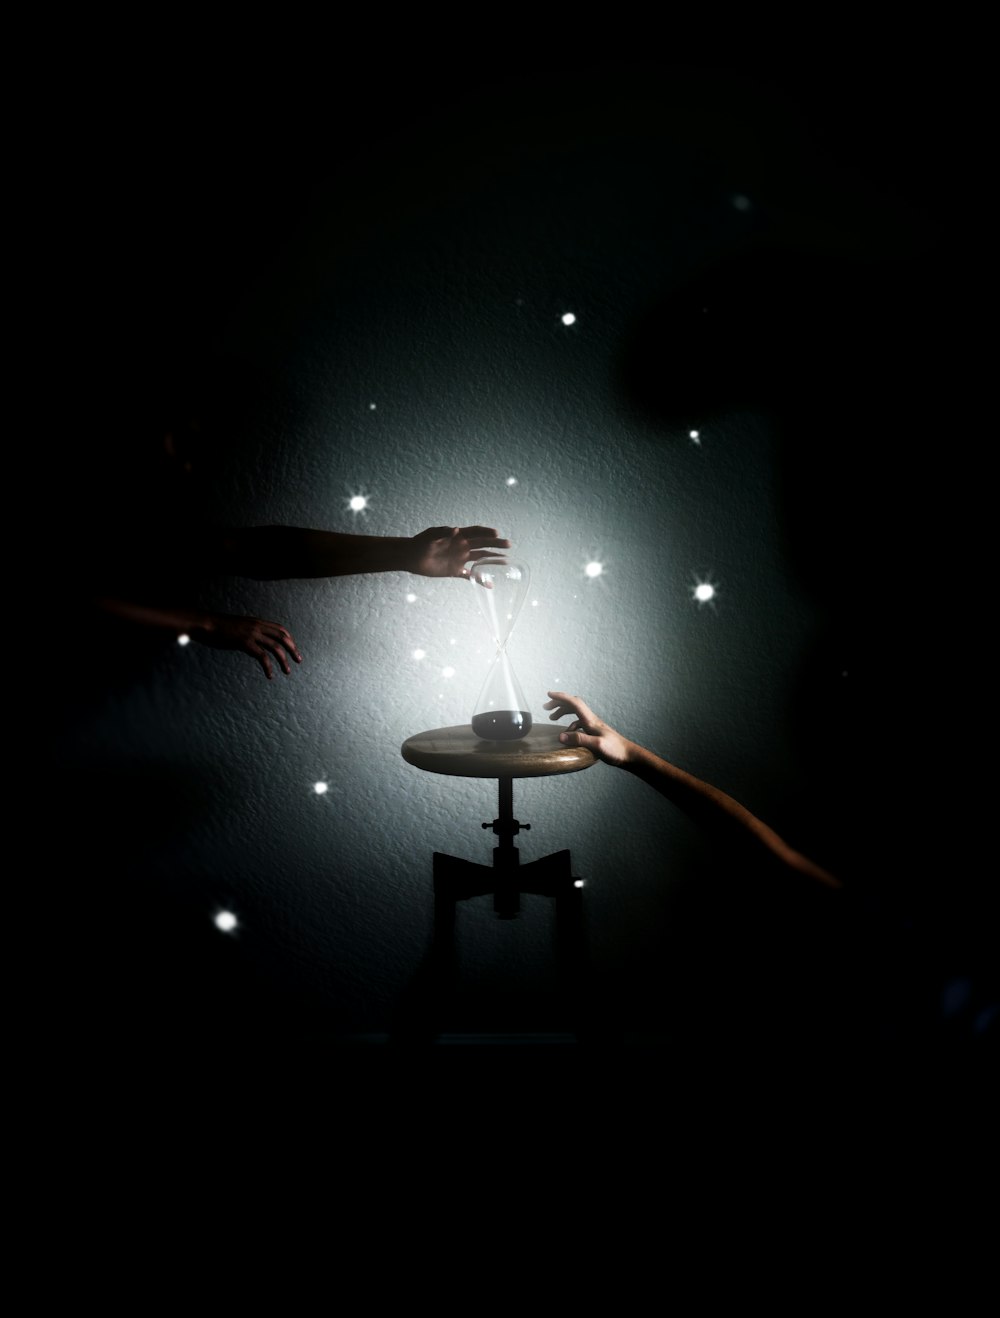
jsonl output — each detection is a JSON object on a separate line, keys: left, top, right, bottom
{"left": 544, "top": 691, "right": 841, "bottom": 891}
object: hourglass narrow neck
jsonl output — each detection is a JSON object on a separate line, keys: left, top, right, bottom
{"left": 479, "top": 592, "right": 515, "bottom": 649}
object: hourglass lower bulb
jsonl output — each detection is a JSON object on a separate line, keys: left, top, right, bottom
{"left": 470, "top": 558, "right": 532, "bottom": 740}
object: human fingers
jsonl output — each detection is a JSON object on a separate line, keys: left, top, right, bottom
{"left": 458, "top": 527, "right": 512, "bottom": 549}
{"left": 544, "top": 699, "right": 574, "bottom": 719}
{"left": 465, "top": 549, "right": 509, "bottom": 564}
{"left": 558, "top": 729, "right": 602, "bottom": 754}
{"left": 248, "top": 642, "right": 274, "bottom": 679}
{"left": 266, "top": 624, "right": 302, "bottom": 664}
{"left": 545, "top": 691, "right": 600, "bottom": 727}
{"left": 262, "top": 636, "right": 292, "bottom": 676}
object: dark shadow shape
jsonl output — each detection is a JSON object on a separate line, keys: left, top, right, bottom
{"left": 392, "top": 777, "right": 604, "bottom": 1046}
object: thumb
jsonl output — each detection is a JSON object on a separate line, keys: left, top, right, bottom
{"left": 560, "top": 730, "right": 602, "bottom": 754}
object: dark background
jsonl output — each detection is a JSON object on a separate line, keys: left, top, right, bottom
{"left": 37, "top": 57, "right": 993, "bottom": 1143}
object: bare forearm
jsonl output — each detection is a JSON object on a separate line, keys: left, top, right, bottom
{"left": 94, "top": 597, "right": 302, "bottom": 678}
{"left": 547, "top": 691, "right": 842, "bottom": 891}
{"left": 95, "top": 597, "right": 213, "bottom": 635}
{"left": 217, "top": 527, "right": 416, "bottom": 580}
{"left": 215, "top": 523, "right": 510, "bottom": 581}
{"left": 624, "top": 743, "right": 841, "bottom": 890}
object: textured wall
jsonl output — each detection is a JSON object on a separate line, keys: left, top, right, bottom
{"left": 61, "top": 74, "right": 871, "bottom": 1047}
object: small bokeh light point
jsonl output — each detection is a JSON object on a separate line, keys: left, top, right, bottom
{"left": 692, "top": 575, "right": 719, "bottom": 605}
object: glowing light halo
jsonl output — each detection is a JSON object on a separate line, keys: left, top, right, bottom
{"left": 691, "top": 574, "right": 719, "bottom": 607}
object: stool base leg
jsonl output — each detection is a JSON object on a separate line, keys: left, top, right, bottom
{"left": 419, "top": 847, "right": 588, "bottom": 1040}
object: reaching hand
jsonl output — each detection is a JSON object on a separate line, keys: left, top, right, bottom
{"left": 544, "top": 691, "right": 635, "bottom": 767}
{"left": 409, "top": 526, "right": 511, "bottom": 579}
{"left": 196, "top": 614, "right": 303, "bottom": 680}
{"left": 546, "top": 693, "right": 841, "bottom": 891}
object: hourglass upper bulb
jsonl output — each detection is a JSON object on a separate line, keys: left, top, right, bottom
{"left": 470, "top": 558, "right": 530, "bottom": 645}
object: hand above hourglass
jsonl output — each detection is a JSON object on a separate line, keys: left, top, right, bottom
{"left": 407, "top": 526, "right": 511, "bottom": 580}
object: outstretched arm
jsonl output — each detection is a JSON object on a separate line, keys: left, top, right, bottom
{"left": 95, "top": 598, "right": 302, "bottom": 680}
{"left": 90, "top": 525, "right": 509, "bottom": 679}
{"left": 214, "top": 525, "right": 511, "bottom": 581}
{"left": 544, "top": 691, "right": 841, "bottom": 891}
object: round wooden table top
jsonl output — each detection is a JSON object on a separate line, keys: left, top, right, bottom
{"left": 401, "top": 724, "right": 598, "bottom": 779}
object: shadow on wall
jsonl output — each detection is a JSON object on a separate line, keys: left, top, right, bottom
{"left": 50, "top": 353, "right": 311, "bottom": 706}
{"left": 611, "top": 191, "right": 984, "bottom": 1046}
{"left": 615, "top": 218, "right": 955, "bottom": 848}
{"left": 42, "top": 66, "right": 987, "bottom": 1081}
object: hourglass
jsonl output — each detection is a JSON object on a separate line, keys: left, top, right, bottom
{"left": 470, "top": 558, "right": 531, "bottom": 740}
